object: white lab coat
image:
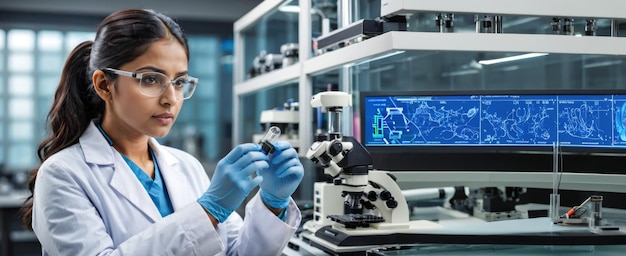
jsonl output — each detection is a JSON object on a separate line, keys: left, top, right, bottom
{"left": 32, "top": 121, "right": 301, "bottom": 256}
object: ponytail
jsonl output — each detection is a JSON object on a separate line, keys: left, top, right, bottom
{"left": 20, "top": 41, "right": 104, "bottom": 229}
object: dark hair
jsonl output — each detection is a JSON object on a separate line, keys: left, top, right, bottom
{"left": 20, "top": 9, "right": 189, "bottom": 229}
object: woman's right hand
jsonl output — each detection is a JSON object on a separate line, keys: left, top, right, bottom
{"left": 197, "top": 143, "right": 268, "bottom": 223}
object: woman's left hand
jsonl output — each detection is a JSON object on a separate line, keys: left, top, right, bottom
{"left": 258, "top": 141, "right": 304, "bottom": 209}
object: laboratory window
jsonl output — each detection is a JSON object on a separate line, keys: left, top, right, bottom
{"left": 64, "top": 31, "right": 96, "bottom": 52}
{"left": 8, "top": 75, "right": 34, "bottom": 97}
{"left": 8, "top": 29, "right": 35, "bottom": 51}
{"left": 0, "top": 28, "right": 228, "bottom": 171}
{"left": 37, "top": 30, "right": 63, "bottom": 52}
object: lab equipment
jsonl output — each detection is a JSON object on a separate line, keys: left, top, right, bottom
{"left": 263, "top": 53, "right": 283, "bottom": 72}
{"left": 379, "top": 0, "right": 625, "bottom": 22}
{"left": 248, "top": 50, "right": 286, "bottom": 78}
{"left": 588, "top": 195, "right": 603, "bottom": 228}
{"left": 198, "top": 144, "right": 267, "bottom": 222}
{"left": 248, "top": 51, "right": 263, "bottom": 78}
{"left": 313, "top": 16, "right": 407, "bottom": 54}
{"left": 253, "top": 99, "right": 300, "bottom": 150}
{"left": 475, "top": 15, "right": 503, "bottom": 33}
{"left": 435, "top": 13, "right": 455, "bottom": 32}
{"left": 280, "top": 43, "right": 299, "bottom": 67}
{"left": 550, "top": 142, "right": 562, "bottom": 223}
{"left": 552, "top": 194, "right": 619, "bottom": 233}
{"left": 259, "top": 126, "right": 281, "bottom": 154}
{"left": 585, "top": 19, "right": 598, "bottom": 36}
{"left": 304, "top": 91, "right": 419, "bottom": 251}
{"left": 469, "top": 187, "right": 526, "bottom": 222}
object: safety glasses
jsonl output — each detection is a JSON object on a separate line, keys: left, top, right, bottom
{"left": 104, "top": 68, "right": 198, "bottom": 100}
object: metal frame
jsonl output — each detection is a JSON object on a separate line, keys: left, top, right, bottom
{"left": 394, "top": 171, "right": 626, "bottom": 193}
{"left": 381, "top": 0, "right": 626, "bottom": 19}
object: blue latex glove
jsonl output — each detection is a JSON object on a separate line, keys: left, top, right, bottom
{"left": 198, "top": 143, "right": 268, "bottom": 222}
{"left": 258, "top": 141, "right": 304, "bottom": 209}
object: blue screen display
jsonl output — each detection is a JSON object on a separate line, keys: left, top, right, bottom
{"left": 363, "top": 93, "right": 626, "bottom": 148}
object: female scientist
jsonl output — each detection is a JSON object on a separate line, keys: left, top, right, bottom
{"left": 20, "top": 8, "right": 304, "bottom": 255}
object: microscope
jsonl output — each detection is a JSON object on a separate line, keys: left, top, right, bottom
{"left": 303, "top": 91, "right": 420, "bottom": 251}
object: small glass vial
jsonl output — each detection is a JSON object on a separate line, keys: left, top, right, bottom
{"left": 588, "top": 195, "right": 603, "bottom": 229}
{"left": 260, "top": 126, "right": 281, "bottom": 154}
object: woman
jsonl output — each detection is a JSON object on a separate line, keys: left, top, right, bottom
{"left": 21, "top": 8, "right": 304, "bottom": 255}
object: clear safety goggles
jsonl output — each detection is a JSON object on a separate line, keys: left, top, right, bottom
{"left": 104, "top": 68, "right": 198, "bottom": 100}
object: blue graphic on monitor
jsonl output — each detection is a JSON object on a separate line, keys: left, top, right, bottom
{"left": 363, "top": 93, "right": 626, "bottom": 149}
{"left": 365, "top": 96, "right": 480, "bottom": 145}
{"left": 481, "top": 95, "right": 556, "bottom": 145}
{"left": 557, "top": 95, "right": 612, "bottom": 146}
{"left": 613, "top": 95, "right": 626, "bottom": 145}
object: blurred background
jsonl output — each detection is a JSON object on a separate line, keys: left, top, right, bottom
{"left": 0, "top": 0, "right": 265, "bottom": 174}
{"left": 0, "top": 1, "right": 262, "bottom": 254}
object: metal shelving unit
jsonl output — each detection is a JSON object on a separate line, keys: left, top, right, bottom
{"left": 233, "top": 64, "right": 300, "bottom": 95}
{"left": 381, "top": 0, "right": 626, "bottom": 19}
{"left": 233, "top": 0, "right": 626, "bottom": 156}
{"left": 232, "top": 0, "right": 313, "bottom": 153}
{"left": 305, "top": 31, "right": 626, "bottom": 75}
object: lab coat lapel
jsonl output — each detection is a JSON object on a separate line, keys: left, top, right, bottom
{"left": 149, "top": 139, "right": 194, "bottom": 211}
{"left": 81, "top": 122, "right": 162, "bottom": 222}
{"left": 109, "top": 155, "right": 162, "bottom": 222}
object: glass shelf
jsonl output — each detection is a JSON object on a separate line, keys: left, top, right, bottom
{"left": 305, "top": 31, "right": 626, "bottom": 76}
{"left": 381, "top": 0, "right": 626, "bottom": 20}
{"left": 234, "top": 64, "right": 300, "bottom": 95}
{"left": 392, "top": 171, "right": 626, "bottom": 193}
{"left": 348, "top": 49, "right": 626, "bottom": 92}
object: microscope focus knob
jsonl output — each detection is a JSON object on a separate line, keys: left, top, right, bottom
{"left": 380, "top": 190, "right": 392, "bottom": 201}
{"left": 386, "top": 199, "right": 398, "bottom": 209}
{"left": 367, "top": 191, "right": 378, "bottom": 201}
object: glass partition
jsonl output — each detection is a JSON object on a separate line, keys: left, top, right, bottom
{"left": 241, "top": 0, "right": 300, "bottom": 80}
{"left": 350, "top": 51, "right": 626, "bottom": 117}
{"left": 240, "top": 82, "right": 299, "bottom": 143}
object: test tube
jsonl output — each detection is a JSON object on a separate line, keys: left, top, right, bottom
{"left": 589, "top": 195, "right": 603, "bottom": 228}
{"left": 550, "top": 142, "right": 561, "bottom": 223}
{"left": 260, "top": 126, "right": 281, "bottom": 154}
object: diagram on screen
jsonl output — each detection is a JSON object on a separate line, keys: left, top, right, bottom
{"left": 558, "top": 96, "right": 612, "bottom": 146}
{"left": 372, "top": 96, "right": 480, "bottom": 145}
{"left": 365, "top": 93, "right": 626, "bottom": 148}
{"left": 615, "top": 100, "right": 626, "bottom": 144}
{"left": 480, "top": 96, "right": 556, "bottom": 145}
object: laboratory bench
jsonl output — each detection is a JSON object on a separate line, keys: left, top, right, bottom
{"left": 286, "top": 205, "right": 626, "bottom": 256}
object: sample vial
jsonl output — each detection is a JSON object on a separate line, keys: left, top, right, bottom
{"left": 260, "top": 126, "right": 281, "bottom": 154}
{"left": 588, "top": 195, "right": 603, "bottom": 228}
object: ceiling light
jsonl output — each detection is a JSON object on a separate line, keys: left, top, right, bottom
{"left": 478, "top": 53, "right": 548, "bottom": 65}
{"left": 278, "top": 5, "right": 300, "bottom": 13}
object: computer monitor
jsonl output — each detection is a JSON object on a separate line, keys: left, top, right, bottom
{"left": 360, "top": 90, "right": 626, "bottom": 174}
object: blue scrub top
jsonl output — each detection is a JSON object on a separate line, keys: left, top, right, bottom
{"left": 96, "top": 123, "right": 174, "bottom": 217}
